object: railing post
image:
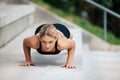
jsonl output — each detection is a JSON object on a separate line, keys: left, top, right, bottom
{"left": 103, "top": 11, "right": 107, "bottom": 42}
{"left": 85, "top": 0, "right": 120, "bottom": 42}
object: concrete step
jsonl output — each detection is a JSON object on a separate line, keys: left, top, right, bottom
{"left": 0, "top": 4, "right": 35, "bottom": 48}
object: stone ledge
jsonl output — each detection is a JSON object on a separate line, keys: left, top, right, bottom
{"left": 0, "top": 4, "right": 35, "bottom": 27}
{"left": 82, "top": 29, "right": 120, "bottom": 52}
{"left": 0, "top": 4, "right": 35, "bottom": 48}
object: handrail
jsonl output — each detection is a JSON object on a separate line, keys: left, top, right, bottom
{"left": 85, "top": 0, "right": 120, "bottom": 42}
{"left": 85, "top": 0, "right": 120, "bottom": 19}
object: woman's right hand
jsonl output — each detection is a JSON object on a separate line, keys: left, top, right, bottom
{"left": 20, "top": 61, "right": 36, "bottom": 67}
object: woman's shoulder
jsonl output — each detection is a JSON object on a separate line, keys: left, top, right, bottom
{"left": 30, "top": 35, "right": 40, "bottom": 43}
{"left": 24, "top": 35, "right": 40, "bottom": 49}
{"left": 58, "top": 35, "right": 75, "bottom": 50}
{"left": 57, "top": 38, "right": 71, "bottom": 50}
{"left": 25, "top": 35, "right": 39, "bottom": 41}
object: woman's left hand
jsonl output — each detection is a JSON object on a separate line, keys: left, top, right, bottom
{"left": 62, "top": 63, "right": 76, "bottom": 69}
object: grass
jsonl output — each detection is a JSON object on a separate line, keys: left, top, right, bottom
{"left": 31, "top": 0, "right": 120, "bottom": 45}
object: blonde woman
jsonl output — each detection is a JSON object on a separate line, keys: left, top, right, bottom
{"left": 20, "top": 23, "right": 76, "bottom": 69}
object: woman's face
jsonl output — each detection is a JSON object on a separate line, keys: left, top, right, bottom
{"left": 40, "top": 35, "right": 57, "bottom": 52}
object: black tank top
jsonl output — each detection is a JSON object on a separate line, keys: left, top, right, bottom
{"left": 36, "top": 41, "right": 61, "bottom": 55}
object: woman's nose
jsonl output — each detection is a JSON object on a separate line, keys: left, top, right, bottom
{"left": 46, "top": 43, "right": 50, "bottom": 48}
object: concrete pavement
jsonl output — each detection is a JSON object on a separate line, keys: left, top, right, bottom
{"left": 84, "top": 51, "right": 120, "bottom": 80}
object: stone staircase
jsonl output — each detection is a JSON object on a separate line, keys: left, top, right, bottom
{"left": 0, "top": 3, "right": 35, "bottom": 48}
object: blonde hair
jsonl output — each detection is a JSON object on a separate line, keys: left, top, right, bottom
{"left": 39, "top": 24, "right": 58, "bottom": 38}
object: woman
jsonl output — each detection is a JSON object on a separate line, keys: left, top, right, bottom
{"left": 20, "top": 23, "right": 76, "bottom": 69}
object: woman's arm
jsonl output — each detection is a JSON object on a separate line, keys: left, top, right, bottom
{"left": 20, "top": 36, "right": 38, "bottom": 66}
{"left": 67, "top": 40, "right": 75, "bottom": 64}
{"left": 57, "top": 31, "right": 76, "bottom": 69}
{"left": 61, "top": 39, "right": 76, "bottom": 69}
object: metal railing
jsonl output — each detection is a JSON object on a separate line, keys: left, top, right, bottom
{"left": 85, "top": 0, "right": 120, "bottom": 42}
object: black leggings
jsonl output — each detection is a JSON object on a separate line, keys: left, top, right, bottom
{"left": 35, "top": 23, "right": 70, "bottom": 38}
